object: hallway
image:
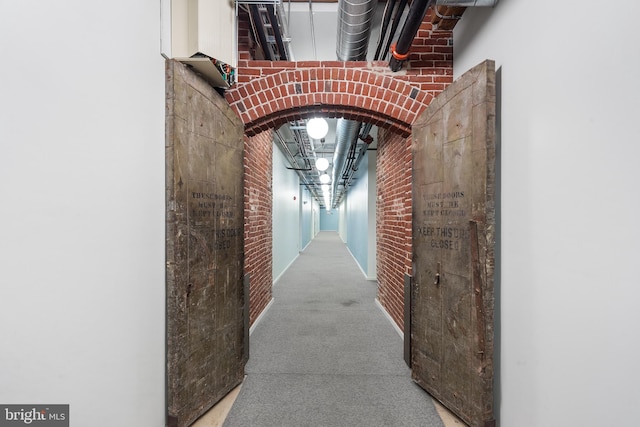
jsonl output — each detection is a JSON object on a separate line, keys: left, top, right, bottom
{"left": 218, "top": 231, "right": 448, "bottom": 427}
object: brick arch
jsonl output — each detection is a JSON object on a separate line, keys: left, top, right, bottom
{"left": 224, "top": 62, "right": 439, "bottom": 137}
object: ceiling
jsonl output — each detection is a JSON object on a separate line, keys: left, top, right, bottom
{"left": 238, "top": 0, "right": 463, "bottom": 209}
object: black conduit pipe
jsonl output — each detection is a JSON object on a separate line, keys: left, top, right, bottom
{"left": 374, "top": 0, "right": 397, "bottom": 60}
{"left": 250, "top": 5, "right": 272, "bottom": 61}
{"left": 389, "top": 0, "right": 433, "bottom": 72}
{"left": 267, "top": 5, "right": 288, "bottom": 61}
{"left": 380, "top": 0, "right": 408, "bottom": 61}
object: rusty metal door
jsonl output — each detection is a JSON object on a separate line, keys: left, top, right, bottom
{"left": 165, "top": 60, "right": 247, "bottom": 427}
{"left": 411, "top": 60, "right": 496, "bottom": 427}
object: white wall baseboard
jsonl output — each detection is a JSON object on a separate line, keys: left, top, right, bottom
{"left": 250, "top": 298, "right": 275, "bottom": 335}
{"left": 375, "top": 297, "right": 403, "bottom": 338}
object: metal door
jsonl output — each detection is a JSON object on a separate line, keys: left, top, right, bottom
{"left": 411, "top": 60, "right": 496, "bottom": 427}
{"left": 165, "top": 60, "right": 246, "bottom": 427}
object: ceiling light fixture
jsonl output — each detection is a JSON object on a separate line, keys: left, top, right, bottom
{"left": 315, "top": 157, "right": 329, "bottom": 171}
{"left": 319, "top": 173, "right": 331, "bottom": 184}
{"left": 306, "top": 118, "right": 328, "bottom": 140}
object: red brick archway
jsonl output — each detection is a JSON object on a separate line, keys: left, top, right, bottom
{"left": 228, "top": 59, "right": 453, "bottom": 330}
{"left": 224, "top": 61, "right": 450, "bottom": 137}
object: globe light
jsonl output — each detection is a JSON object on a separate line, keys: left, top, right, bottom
{"left": 306, "top": 118, "right": 329, "bottom": 139}
{"left": 315, "top": 157, "right": 329, "bottom": 171}
{"left": 319, "top": 173, "right": 331, "bottom": 184}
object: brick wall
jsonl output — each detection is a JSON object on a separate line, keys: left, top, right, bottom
{"left": 225, "top": 62, "right": 436, "bottom": 138}
{"left": 376, "top": 128, "right": 413, "bottom": 331}
{"left": 244, "top": 131, "right": 273, "bottom": 325}
{"left": 402, "top": 9, "right": 454, "bottom": 91}
{"left": 234, "top": 7, "right": 454, "bottom": 329}
{"left": 237, "top": 8, "right": 253, "bottom": 62}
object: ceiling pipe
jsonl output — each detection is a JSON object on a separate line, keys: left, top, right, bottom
{"left": 373, "top": 0, "right": 397, "bottom": 60}
{"left": 266, "top": 4, "right": 289, "bottom": 60}
{"left": 274, "top": 129, "right": 325, "bottom": 205}
{"left": 276, "top": 2, "right": 296, "bottom": 60}
{"left": 249, "top": 5, "right": 273, "bottom": 60}
{"left": 336, "top": 0, "right": 376, "bottom": 61}
{"left": 331, "top": 0, "right": 375, "bottom": 208}
{"left": 341, "top": 133, "right": 373, "bottom": 202}
{"left": 389, "top": 0, "right": 433, "bottom": 72}
{"left": 308, "top": 0, "right": 318, "bottom": 59}
{"left": 331, "top": 119, "right": 361, "bottom": 207}
{"left": 376, "top": 0, "right": 408, "bottom": 61}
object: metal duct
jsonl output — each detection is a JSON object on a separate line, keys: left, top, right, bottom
{"left": 331, "top": 119, "right": 361, "bottom": 206}
{"left": 336, "top": 0, "right": 376, "bottom": 61}
{"left": 330, "top": 0, "right": 375, "bottom": 208}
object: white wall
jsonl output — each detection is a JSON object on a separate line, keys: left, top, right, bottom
{"left": 0, "top": 2, "right": 165, "bottom": 426}
{"left": 272, "top": 144, "right": 301, "bottom": 282}
{"left": 453, "top": 1, "right": 640, "bottom": 425}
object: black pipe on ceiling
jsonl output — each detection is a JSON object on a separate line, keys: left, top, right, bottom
{"left": 373, "top": 0, "right": 397, "bottom": 60}
{"left": 249, "top": 5, "right": 272, "bottom": 61}
{"left": 389, "top": 0, "right": 433, "bottom": 71}
{"left": 267, "top": 5, "right": 288, "bottom": 60}
{"left": 376, "top": 0, "right": 408, "bottom": 61}
{"left": 381, "top": 0, "right": 408, "bottom": 61}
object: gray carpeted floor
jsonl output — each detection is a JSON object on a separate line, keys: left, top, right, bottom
{"left": 223, "top": 231, "right": 444, "bottom": 427}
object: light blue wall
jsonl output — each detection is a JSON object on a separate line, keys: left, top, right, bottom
{"left": 300, "top": 187, "right": 314, "bottom": 250}
{"left": 320, "top": 207, "right": 339, "bottom": 230}
{"left": 313, "top": 200, "right": 320, "bottom": 236}
{"left": 338, "top": 196, "right": 348, "bottom": 242}
{"left": 272, "top": 144, "right": 300, "bottom": 282}
{"left": 342, "top": 150, "right": 376, "bottom": 279}
{"left": 345, "top": 154, "right": 370, "bottom": 275}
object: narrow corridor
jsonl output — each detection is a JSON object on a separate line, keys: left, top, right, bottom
{"left": 220, "top": 232, "right": 446, "bottom": 427}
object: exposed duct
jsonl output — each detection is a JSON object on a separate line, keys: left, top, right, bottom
{"left": 274, "top": 126, "right": 325, "bottom": 204}
{"left": 331, "top": 119, "right": 361, "bottom": 207}
{"left": 331, "top": 0, "right": 376, "bottom": 208}
{"left": 336, "top": 0, "right": 376, "bottom": 61}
